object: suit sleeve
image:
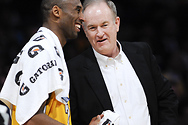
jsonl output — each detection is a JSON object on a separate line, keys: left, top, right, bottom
{"left": 144, "top": 43, "right": 178, "bottom": 125}
{"left": 68, "top": 65, "right": 80, "bottom": 125}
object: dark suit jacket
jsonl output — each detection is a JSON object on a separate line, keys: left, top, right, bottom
{"left": 67, "top": 42, "right": 178, "bottom": 125}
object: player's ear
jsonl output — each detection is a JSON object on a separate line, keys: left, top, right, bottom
{"left": 52, "top": 5, "right": 61, "bottom": 18}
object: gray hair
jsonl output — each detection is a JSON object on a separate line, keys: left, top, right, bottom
{"left": 83, "top": 0, "right": 118, "bottom": 19}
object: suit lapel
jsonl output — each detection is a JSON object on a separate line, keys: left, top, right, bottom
{"left": 83, "top": 47, "right": 114, "bottom": 111}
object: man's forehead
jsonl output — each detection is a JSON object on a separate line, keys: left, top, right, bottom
{"left": 84, "top": 7, "right": 110, "bottom": 20}
{"left": 84, "top": 2, "right": 110, "bottom": 15}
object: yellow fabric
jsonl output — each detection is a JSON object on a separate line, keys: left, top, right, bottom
{"left": 11, "top": 105, "right": 19, "bottom": 125}
{"left": 11, "top": 92, "right": 72, "bottom": 125}
{"left": 45, "top": 92, "right": 72, "bottom": 125}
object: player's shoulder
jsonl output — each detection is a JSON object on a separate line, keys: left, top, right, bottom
{"left": 17, "top": 30, "right": 54, "bottom": 61}
{"left": 31, "top": 31, "right": 47, "bottom": 42}
{"left": 24, "top": 30, "right": 51, "bottom": 51}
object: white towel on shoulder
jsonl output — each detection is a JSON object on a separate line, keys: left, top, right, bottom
{"left": 0, "top": 27, "right": 70, "bottom": 124}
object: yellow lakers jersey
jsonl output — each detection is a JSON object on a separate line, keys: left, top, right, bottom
{"left": 11, "top": 92, "right": 72, "bottom": 125}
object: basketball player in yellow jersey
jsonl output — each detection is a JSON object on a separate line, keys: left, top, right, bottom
{"left": 0, "top": 0, "right": 102, "bottom": 124}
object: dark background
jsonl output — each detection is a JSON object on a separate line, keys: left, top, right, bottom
{"left": 0, "top": 0, "right": 188, "bottom": 124}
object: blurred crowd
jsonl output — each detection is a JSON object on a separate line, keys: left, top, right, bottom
{"left": 0, "top": 0, "right": 188, "bottom": 124}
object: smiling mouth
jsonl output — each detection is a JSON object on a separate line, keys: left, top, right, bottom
{"left": 75, "top": 23, "right": 81, "bottom": 32}
{"left": 97, "top": 38, "right": 107, "bottom": 42}
{"left": 75, "top": 24, "right": 81, "bottom": 29}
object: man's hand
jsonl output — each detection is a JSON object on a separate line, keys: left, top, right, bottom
{"left": 89, "top": 114, "right": 104, "bottom": 125}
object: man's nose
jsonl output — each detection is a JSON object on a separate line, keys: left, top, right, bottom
{"left": 79, "top": 13, "right": 85, "bottom": 24}
{"left": 96, "top": 27, "right": 104, "bottom": 38}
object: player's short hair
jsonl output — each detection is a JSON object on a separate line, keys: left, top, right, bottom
{"left": 41, "top": 0, "right": 66, "bottom": 22}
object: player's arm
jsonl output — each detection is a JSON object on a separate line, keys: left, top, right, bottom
{"left": 24, "top": 102, "right": 103, "bottom": 125}
{"left": 24, "top": 101, "right": 64, "bottom": 125}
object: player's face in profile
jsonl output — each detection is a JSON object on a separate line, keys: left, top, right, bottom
{"left": 60, "top": 0, "right": 83, "bottom": 39}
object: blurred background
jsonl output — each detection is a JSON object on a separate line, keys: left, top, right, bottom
{"left": 0, "top": 0, "right": 188, "bottom": 124}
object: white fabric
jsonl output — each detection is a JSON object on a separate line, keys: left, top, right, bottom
{"left": 0, "top": 27, "right": 70, "bottom": 124}
{"left": 93, "top": 41, "right": 151, "bottom": 125}
{"left": 99, "top": 110, "right": 120, "bottom": 125}
{"left": 0, "top": 105, "right": 10, "bottom": 125}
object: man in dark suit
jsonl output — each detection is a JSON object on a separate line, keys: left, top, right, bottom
{"left": 67, "top": 0, "right": 178, "bottom": 125}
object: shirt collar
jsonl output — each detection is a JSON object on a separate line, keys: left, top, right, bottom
{"left": 93, "top": 40, "right": 123, "bottom": 67}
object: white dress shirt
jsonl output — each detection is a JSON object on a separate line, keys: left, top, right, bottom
{"left": 93, "top": 41, "right": 151, "bottom": 125}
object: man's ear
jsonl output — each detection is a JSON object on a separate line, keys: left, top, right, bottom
{"left": 82, "top": 23, "right": 86, "bottom": 32}
{"left": 82, "top": 23, "right": 88, "bottom": 33}
{"left": 52, "top": 5, "right": 61, "bottom": 18}
{"left": 82, "top": 23, "right": 89, "bottom": 38}
{"left": 115, "top": 16, "right": 120, "bottom": 32}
